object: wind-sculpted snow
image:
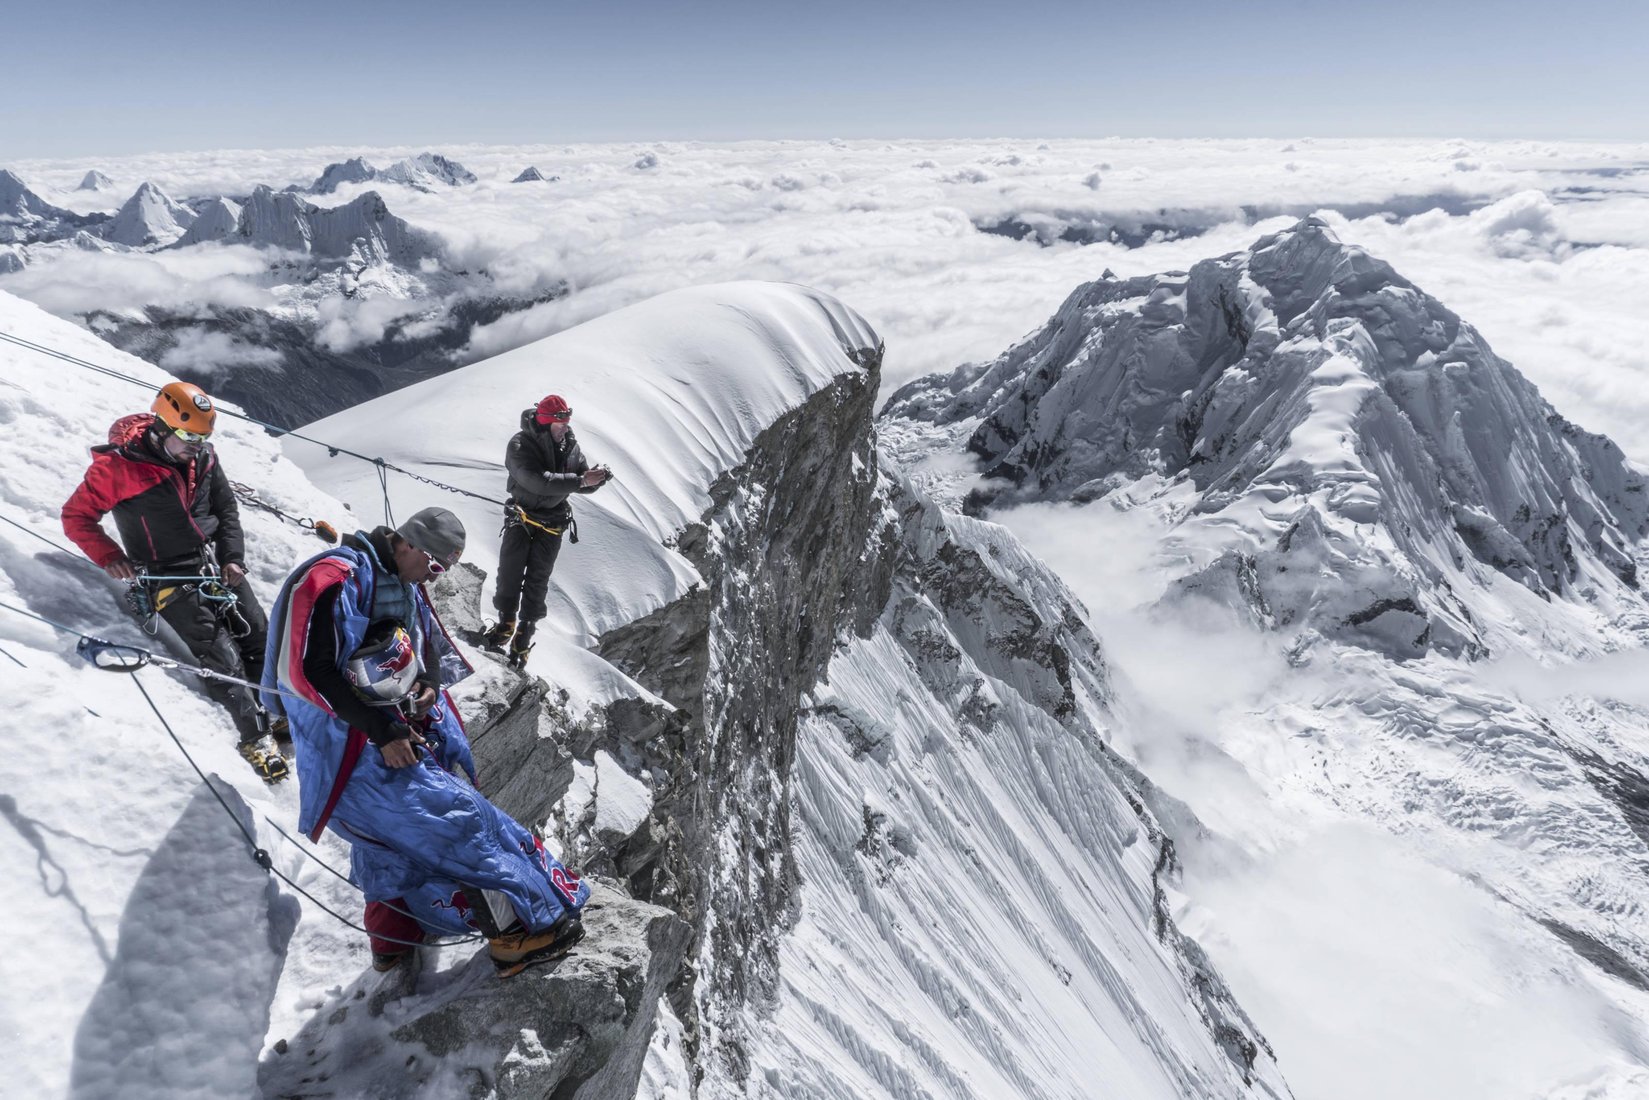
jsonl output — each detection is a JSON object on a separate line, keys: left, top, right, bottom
{"left": 885, "top": 217, "right": 1649, "bottom": 660}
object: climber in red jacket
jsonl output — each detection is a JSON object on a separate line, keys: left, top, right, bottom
{"left": 62, "top": 380, "right": 286, "bottom": 780}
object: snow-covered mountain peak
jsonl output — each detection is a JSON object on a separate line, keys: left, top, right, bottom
{"left": 308, "top": 155, "right": 377, "bottom": 194}
{"left": 174, "top": 195, "right": 241, "bottom": 247}
{"left": 102, "top": 181, "right": 198, "bottom": 247}
{"left": 77, "top": 170, "right": 113, "bottom": 191}
{"left": 884, "top": 217, "right": 1649, "bottom": 659}
{"left": 1, "top": 169, "right": 68, "bottom": 220}
{"left": 512, "top": 165, "right": 555, "bottom": 183}
{"left": 377, "top": 152, "right": 478, "bottom": 191}
{"left": 234, "top": 185, "right": 439, "bottom": 265}
{"left": 305, "top": 153, "right": 474, "bottom": 195}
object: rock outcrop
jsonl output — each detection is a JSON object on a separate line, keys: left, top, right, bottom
{"left": 257, "top": 886, "right": 689, "bottom": 1100}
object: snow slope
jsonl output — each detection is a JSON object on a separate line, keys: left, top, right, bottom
{"left": 0, "top": 289, "right": 362, "bottom": 1097}
{"left": 293, "top": 280, "right": 882, "bottom": 704}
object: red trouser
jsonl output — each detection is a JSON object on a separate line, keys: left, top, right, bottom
{"left": 364, "top": 898, "right": 432, "bottom": 955}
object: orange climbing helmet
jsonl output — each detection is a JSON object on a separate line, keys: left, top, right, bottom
{"left": 151, "top": 381, "right": 217, "bottom": 436}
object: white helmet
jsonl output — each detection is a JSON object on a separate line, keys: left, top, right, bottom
{"left": 344, "top": 622, "right": 420, "bottom": 706}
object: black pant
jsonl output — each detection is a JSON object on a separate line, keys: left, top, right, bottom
{"left": 493, "top": 520, "right": 563, "bottom": 625}
{"left": 155, "top": 577, "right": 269, "bottom": 742}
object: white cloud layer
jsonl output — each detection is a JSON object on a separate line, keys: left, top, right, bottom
{"left": 156, "top": 328, "right": 282, "bottom": 377}
{"left": 7, "top": 138, "right": 1649, "bottom": 461}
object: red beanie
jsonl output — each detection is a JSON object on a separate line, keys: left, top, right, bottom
{"left": 535, "top": 394, "right": 571, "bottom": 424}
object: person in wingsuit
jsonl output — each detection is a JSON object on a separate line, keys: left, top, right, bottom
{"left": 62, "top": 380, "right": 287, "bottom": 780}
{"left": 261, "top": 506, "right": 590, "bottom": 976}
{"left": 480, "top": 394, "right": 610, "bottom": 666}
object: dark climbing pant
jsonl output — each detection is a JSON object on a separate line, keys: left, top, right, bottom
{"left": 155, "top": 577, "right": 269, "bottom": 741}
{"left": 493, "top": 521, "right": 563, "bottom": 626}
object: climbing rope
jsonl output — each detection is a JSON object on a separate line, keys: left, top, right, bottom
{"left": 0, "top": 594, "right": 482, "bottom": 947}
{"left": 229, "top": 482, "right": 339, "bottom": 544}
{"left": 0, "top": 328, "right": 509, "bottom": 510}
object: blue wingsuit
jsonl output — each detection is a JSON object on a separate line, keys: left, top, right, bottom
{"left": 261, "top": 531, "right": 589, "bottom": 938}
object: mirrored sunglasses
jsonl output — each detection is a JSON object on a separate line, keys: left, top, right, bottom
{"left": 420, "top": 549, "right": 448, "bottom": 576}
{"left": 171, "top": 426, "right": 211, "bottom": 444}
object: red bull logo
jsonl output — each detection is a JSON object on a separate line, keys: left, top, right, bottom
{"left": 376, "top": 632, "right": 415, "bottom": 677}
{"left": 431, "top": 889, "right": 474, "bottom": 926}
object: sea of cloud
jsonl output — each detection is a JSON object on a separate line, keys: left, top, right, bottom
{"left": 6, "top": 137, "right": 1649, "bottom": 460}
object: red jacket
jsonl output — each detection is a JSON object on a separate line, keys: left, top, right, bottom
{"left": 61, "top": 414, "right": 246, "bottom": 569}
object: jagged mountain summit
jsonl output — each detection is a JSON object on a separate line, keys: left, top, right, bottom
{"left": 307, "top": 152, "right": 477, "bottom": 194}
{"left": 0, "top": 169, "right": 100, "bottom": 243}
{"left": 232, "top": 185, "right": 440, "bottom": 265}
{"left": 77, "top": 170, "right": 113, "bottom": 191}
{"left": 308, "top": 155, "right": 378, "bottom": 194}
{"left": 102, "top": 181, "right": 198, "bottom": 247}
{"left": 174, "top": 196, "right": 241, "bottom": 247}
{"left": 512, "top": 165, "right": 558, "bottom": 183}
{"left": 378, "top": 152, "right": 477, "bottom": 190}
{"left": 885, "top": 216, "right": 1649, "bottom": 660}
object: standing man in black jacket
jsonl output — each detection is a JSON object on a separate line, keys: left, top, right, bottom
{"left": 483, "top": 394, "right": 609, "bottom": 666}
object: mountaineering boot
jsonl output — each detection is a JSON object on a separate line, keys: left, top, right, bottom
{"left": 506, "top": 622, "right": 535, "bottom": 670}
{"left": 372, "top": 950, "right": 410, "bottom": 973}
{"left": 238, "top": 737, "right": 290, "bottom": 783}
{"left": 480, "top": 619, "right": 515, "bottom": 653}
{"left": 488, "top": 912, "right": 585, "bottom": 979}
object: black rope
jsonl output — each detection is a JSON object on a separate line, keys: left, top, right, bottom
{"left": 0, "top": 511, "right": 100, "bottom": 570}
{"left": 259, "top": 813, "right": 479, "bottom": 941}
{"left": 229, "top": 481, "right": 316, "bottom": 531}
{"left": 0, "top": 595, "right": 483, "bottom": 947}
{"left": 0, "top": 643, "right": 26, "bottom": 668}
{"left": 130, "top": 674, "right": 270, "bottom": 864}
{"left": 0, "top": 329, "right": 509, "bottom": 508}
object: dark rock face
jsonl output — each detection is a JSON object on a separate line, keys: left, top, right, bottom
{"left": 595, "top": 364, "right": 890, "bottom": 1079}
{"left": 257, "top": 886, "right": 689, "bottom": 1100}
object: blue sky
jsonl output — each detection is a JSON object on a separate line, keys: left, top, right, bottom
{"left": 3, "top": 0, "right": 1646, "bottom": 157}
